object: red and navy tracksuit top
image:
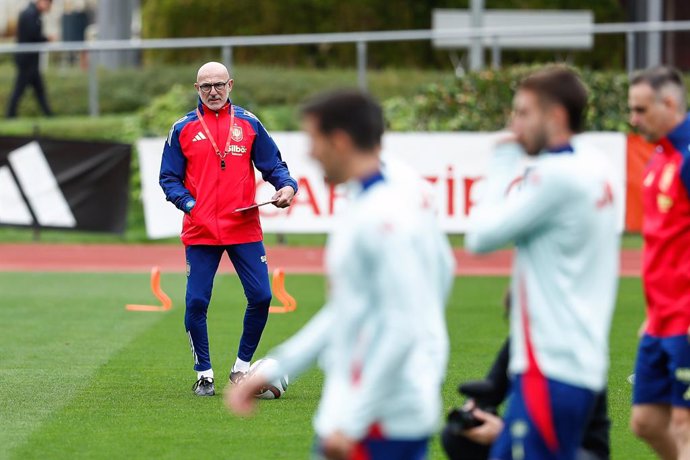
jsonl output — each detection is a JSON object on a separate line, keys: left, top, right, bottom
{"left": 643, "top": 114, "right": 690, "bottom": 337}
{"left": 159, "top": 100, "right": 297, "bottom": 246}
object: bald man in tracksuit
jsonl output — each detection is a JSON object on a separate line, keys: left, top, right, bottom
{"left": 160, "top": 62, "right": 297, "bottom": 396}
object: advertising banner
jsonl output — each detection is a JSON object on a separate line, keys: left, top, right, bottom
{"left": 138, "top": 132, "right": 626, "bottom": 239}
{"left": 0, "top": 137, "right": 131, "bottom": 233}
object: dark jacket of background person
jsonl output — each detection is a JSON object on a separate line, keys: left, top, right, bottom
{"left": 15, "top": 2, "right": 48, "bottom": 68}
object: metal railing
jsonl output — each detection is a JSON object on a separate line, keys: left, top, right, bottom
{"left": 1, "top": 20, "right": 689, "bottom": 117}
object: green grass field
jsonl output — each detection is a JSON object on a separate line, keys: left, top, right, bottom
{"left": 1, "top": 272, "right": 652, "bottom": 459}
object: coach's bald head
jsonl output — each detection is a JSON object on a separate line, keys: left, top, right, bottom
{"left": 195, "top": 61, "right": 233, "bottom": 112}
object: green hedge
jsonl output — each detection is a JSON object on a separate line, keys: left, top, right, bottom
{"left": 136, "top": 65, "right": 635, "bottom": 135}
{"left": 1, "top": 66, "right": 642, "bottom": 137}
{"left": 141, "top": 0, "right": 625, "bottom": 69}
{"left": 0, "top": 63, "right": 451, "bottom": 118}
{"left": 383, "top": 66, "right": 632, "bottom": 132}
{"left": 0, "top": 64, "right": 638, "bottom": 132}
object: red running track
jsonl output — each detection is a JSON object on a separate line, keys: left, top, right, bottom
{"left": 0, "top": 244, "right": 642, "bottom": 277}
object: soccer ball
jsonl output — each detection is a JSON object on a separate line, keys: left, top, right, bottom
{"left": 249, "top": 358, "right": 289, "bottom": 400}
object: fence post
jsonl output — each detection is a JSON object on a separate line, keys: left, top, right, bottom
{"left": 626, "top": 31, "right": 636, "bottom": 75}
{"left": 88, "top": 50, "right": 99, "bottom": 117}
{"left": 491, "top": 35, "right": 501, "bottom": 68}
{"left": 357, "top": 41, "right": 367, "bottom": 91}
{"left": 646, "top": 1, "right": 662, "bottom": 68}
{"left": 469, "top": 0, "right": 485, "bottom": 71}
{"left": 222, "top": 45, "right": 233, "bottom": 70}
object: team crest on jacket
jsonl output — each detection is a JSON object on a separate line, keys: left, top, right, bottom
{"left": 659, "top": 163, "right": 676, "bottom": 193}
{"left": 231, "top": 125, "right": 243, "bottom": 142}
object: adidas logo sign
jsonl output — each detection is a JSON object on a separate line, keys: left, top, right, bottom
{"left": 192, "top": 132, "right": 207, "bottom": 142}
{"left": 0, "top": 141, "right": 76, "bottom": 227}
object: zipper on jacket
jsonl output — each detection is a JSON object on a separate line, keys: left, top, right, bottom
{"left": 214, "top": 109, "right": 222, "bottom": 244}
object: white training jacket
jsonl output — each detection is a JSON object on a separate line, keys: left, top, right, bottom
{"left": 263, "top": 161, "right": 455, "bottom": 440}
{"left": 465, "top": 140, "right": 619, "bottom": 391}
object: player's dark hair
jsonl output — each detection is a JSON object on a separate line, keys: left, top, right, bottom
{"left": 301, "top": 90, "right": 384, "bottom": 151}
{"left": 630, "top": 65, "right": 685, "bottom": 92}
{"left": 519, "top": 66, "right": 588, "bottom": 133}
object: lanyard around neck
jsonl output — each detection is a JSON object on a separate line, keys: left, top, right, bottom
{"left": 196, "top": 105, "right": 235, "bottom": 170}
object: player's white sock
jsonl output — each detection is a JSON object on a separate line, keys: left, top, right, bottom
{"left": 197, "top": 369, "right": 214, "bottom": 380}
{"left": 233, "top": 358, "right": 250, "bottom": 373}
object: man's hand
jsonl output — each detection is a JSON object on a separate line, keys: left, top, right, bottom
{"left": 321, "top": 431, "right": 356, "bottom": 460}
{"left": 461, "top": 408, "right": 504, "bottom": 446}
{"left": 494, "top": 130, "right": 517, "bottom": 146}
{"left": 272, "top": 186, "right": 295, "bottom": 208}
{"left": 223, "top": 374, "right": 266, "bottom": 416}
{"left": 639, "top": 318, "right": 648, "bottom": 338}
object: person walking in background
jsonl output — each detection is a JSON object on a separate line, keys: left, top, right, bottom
{"left": 226, "top": 90, "right": 455, "bottom": 460}
{"left": 465, "top": 66, "right": 620, "bottom": 460}
{"left": 628, "top": 66, "right": 690, "bottom": 460}
{"left": 160, "top": 61, "right": 298, "bottom": 397}
{"left": 6, "top": 0, "right": 54, "bottom": 118}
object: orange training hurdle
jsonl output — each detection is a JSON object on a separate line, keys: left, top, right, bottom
{"left": 269, "top": 267, "right": 297, "bottom": 314}
{"left": 125, "top": 266, "right": 173, "bottom": 312}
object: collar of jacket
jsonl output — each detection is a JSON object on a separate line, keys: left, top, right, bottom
{"left": 544, "top": 143, "right": 574, "bottom": 155}
{"left": 197, "top": 98, "right": 232, "bottom": 116}
{"left": 662, "top": 112, "right": 690, "bottom": 153}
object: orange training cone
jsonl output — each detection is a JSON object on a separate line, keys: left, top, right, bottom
{"left": 269, "top": 267, "right": 297, "bottom": 314}
{"left": 125, "top": 266, "right": 173, "bottom": 312}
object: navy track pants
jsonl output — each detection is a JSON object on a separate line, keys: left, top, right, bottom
{"left": 184, "top": 242, "right": 271, "bottom": 372}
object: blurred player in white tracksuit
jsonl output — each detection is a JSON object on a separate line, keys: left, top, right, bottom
{"left": 226, "top": 90, "right": 455, "bottom": 460}
{"left": 465, "top": 67, "right": 620, "bottom": 460}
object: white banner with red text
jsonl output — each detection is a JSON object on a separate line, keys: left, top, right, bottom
{"left": 137, "top": 132, "right": 626, "bottom": 239}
